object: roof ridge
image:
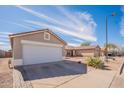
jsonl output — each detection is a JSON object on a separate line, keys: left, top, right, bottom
{"left": 9, "top": 28, "right": 49, "bottom": 36}
{"left": 9, "top": 29, "right": 67, "bottom": 46}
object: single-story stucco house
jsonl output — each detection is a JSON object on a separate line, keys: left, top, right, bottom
{"left": 101, "top": 48, "right": 105, "bottom": 56}
{"left": 65, "top": 45, "right": 101, "bottom": 57}
{"left": 9, "top": 29, "right": 67, "bottom": 66}
{"left": 5, "top": 50, "right": 12, "bottom": 58}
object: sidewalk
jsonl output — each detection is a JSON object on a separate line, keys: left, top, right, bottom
{"left": 57, "top": 57, "right": 124, "bottom": 88}
{"left": 57, "top": 69, "right": 116, "bottom": 88}
{"left": 110, "top": 74, "right": 124, "bottom": 88}
{"left": 110, "top": 61, "right": 124, "bottom": 88}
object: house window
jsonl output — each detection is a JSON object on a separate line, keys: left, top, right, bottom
{"left": 44, "top": 32, "right": 50, "bottom": 40}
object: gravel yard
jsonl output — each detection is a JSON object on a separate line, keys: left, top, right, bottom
{"left": 0, "top": 58, "right": 13, "bottom": 88}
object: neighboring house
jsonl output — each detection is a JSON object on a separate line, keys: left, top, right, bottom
{"left": 101, "top": 48, "right": 105, "bottom": 56}
{"left": 65, "top": 45, "right": 101, "bottom": 57}
{"left": 0, "top": 49, "right": 6, "bottom": 58}
{"left": 9, "top": 29, "right": 67, "bottom": 66}
{"left": 5, "top": 50, "right": 12, "bottom": 58}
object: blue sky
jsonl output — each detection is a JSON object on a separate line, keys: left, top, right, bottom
{"left": 0, "top": 5, "right": 124, "bottom": 50}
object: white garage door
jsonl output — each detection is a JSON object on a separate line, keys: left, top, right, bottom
{"left": 22, "top": 42, "right": 63, "bottom": 65}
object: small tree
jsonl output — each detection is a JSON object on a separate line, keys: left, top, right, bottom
{"left": 104, "top": 43, "right": 117, "bottom": 50}
{"left": 118, "top": 46, "right": 124, "bottom": 56}
{"left": 104, "top": 43, "right": 117, "bottom": 56}
{"left": 80, "top": 42, "right": 91, "bottom": 46}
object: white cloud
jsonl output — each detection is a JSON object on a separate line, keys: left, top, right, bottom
{"left": 57, "top": 7, "right": 96, "bottom": 34}
{"left": 0, "top": 32, "right": 10, "bottom": 40}
{"left": 0, "top": 34, "right": 9, "bottom": 38}
{"left": 0, "top": 32, "right": 12, "bottom": 35}
{"left": 120, "top": 16, "right": 124, "bottom": 37}
{"left": 0, "top": 42, "right": 8, "bottom": 45}
{"left": 16, "top": 5, "right": 69, "bottom": 28}
{"left": 0, "top": 32, "right": 11, "bottom": 47}
{"left": 13, "top": 23, "right": 33, "bottom": 30}
{"left": 16, "top": 5, "right": 97, "bottom": 42}
{"left": 8, "top": 22, "right": 34, "bottom": 30}
{"left": 72, "top": 38, "right": 83, "bottom": 43}
{"left": 26, "top": 20, "right": 97, "bottom": 41}
{"left": 77, "top": 12, "right": 97, "bottom": 35}
{"left": 0, "top": 21, "right": 34, "bottom": 51}
{"left": 57, "top": 6, "right": 96, "bottom": 36}
{"left": 0, "top": 32, "right": 10, "bottom": 51}
{"left": 120, "top": 6, "right": 124, "bottom": 37}
{"left": 0, "top": 45, "right": 11, "bottom": 51}
{"left": 67, "top": 43, "right": 80, "bottom": 46}
{"left": 0, "top": 42, "right": 10, "bottom": 50}
{"left": 121, "top": 6, "right": 124, "bottom": 13}
{"left": 57, "top": 6, "right": 84, "bottom": 29}
{"left": 1, "top": 38, "right": 10, "bottom": 42}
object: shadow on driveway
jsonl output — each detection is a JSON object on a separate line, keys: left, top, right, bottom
{"left": 14, "top": 60, "right": 87, "bottom": 81}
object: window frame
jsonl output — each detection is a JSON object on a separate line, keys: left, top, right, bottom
{"left": 44, "top": 32, "right": 50, "bottom": 40}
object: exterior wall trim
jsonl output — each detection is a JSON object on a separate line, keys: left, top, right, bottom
{"left": 21, "top": 40, "right": 63, "bottom": 47}
{"left": 9, "top": 29, "right": 67, "bottom": 45}
{"left": 10, "top": 31, "right": 44, "bottom": 38}
{"left": 44, "top": 32, "right": 50, "bottom": 40}
{"left": 12, "top": 59, "right": 23, "bottom": 66}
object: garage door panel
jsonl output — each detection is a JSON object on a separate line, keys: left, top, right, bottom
{"left": 22, "top": 44, "right": 63, "bottom": 65}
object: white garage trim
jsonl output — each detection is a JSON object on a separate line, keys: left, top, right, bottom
{"left": 12, "top": 59, "right": 23, "bottom": 66}
{"left": 21, "top": 40, "right": 63, "bottom": 47}
{"left": 22, "top": 44, "right": 63, "bottom": 65}
{"left": 21, "top": 40, "right": 64, "bottom": 65}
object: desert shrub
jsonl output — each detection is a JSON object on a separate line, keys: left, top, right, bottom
{"left": 87, "top": 57, "right": 104, "bottom": 69}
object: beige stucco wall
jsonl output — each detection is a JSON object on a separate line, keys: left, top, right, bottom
{"left": 94, "top": 47, "right": 101, "bottom": 57}
{"left": 66, "top": 46, "right": 101, "bottom": 57}
{"left": 12, "top": 31, "right": 65, "bottom": 59}
{"left": 73, "top": 49, "right": 94, "bottom": 57}
{"left": 81, "top": 53, "right": 94, "bottom": 57}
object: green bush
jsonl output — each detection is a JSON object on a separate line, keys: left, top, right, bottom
{"left": 87, "top": 57, "right": 104, "bottom": 69}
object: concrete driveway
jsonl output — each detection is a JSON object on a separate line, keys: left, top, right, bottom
{"left": 13, "top": 57, "right": 124, "bottom": 88}
{"left": 14, "top": 60, "right": 87, "bottom": 88}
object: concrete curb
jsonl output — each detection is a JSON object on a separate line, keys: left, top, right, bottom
{"left": 108, "top": 60, "right": 124, "bottom": 88}
{"left": 116, "top": 61, "right": 124, "bottom": 76}
{"left": 119, "top": 62, "right": 124, "bottom": 75}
